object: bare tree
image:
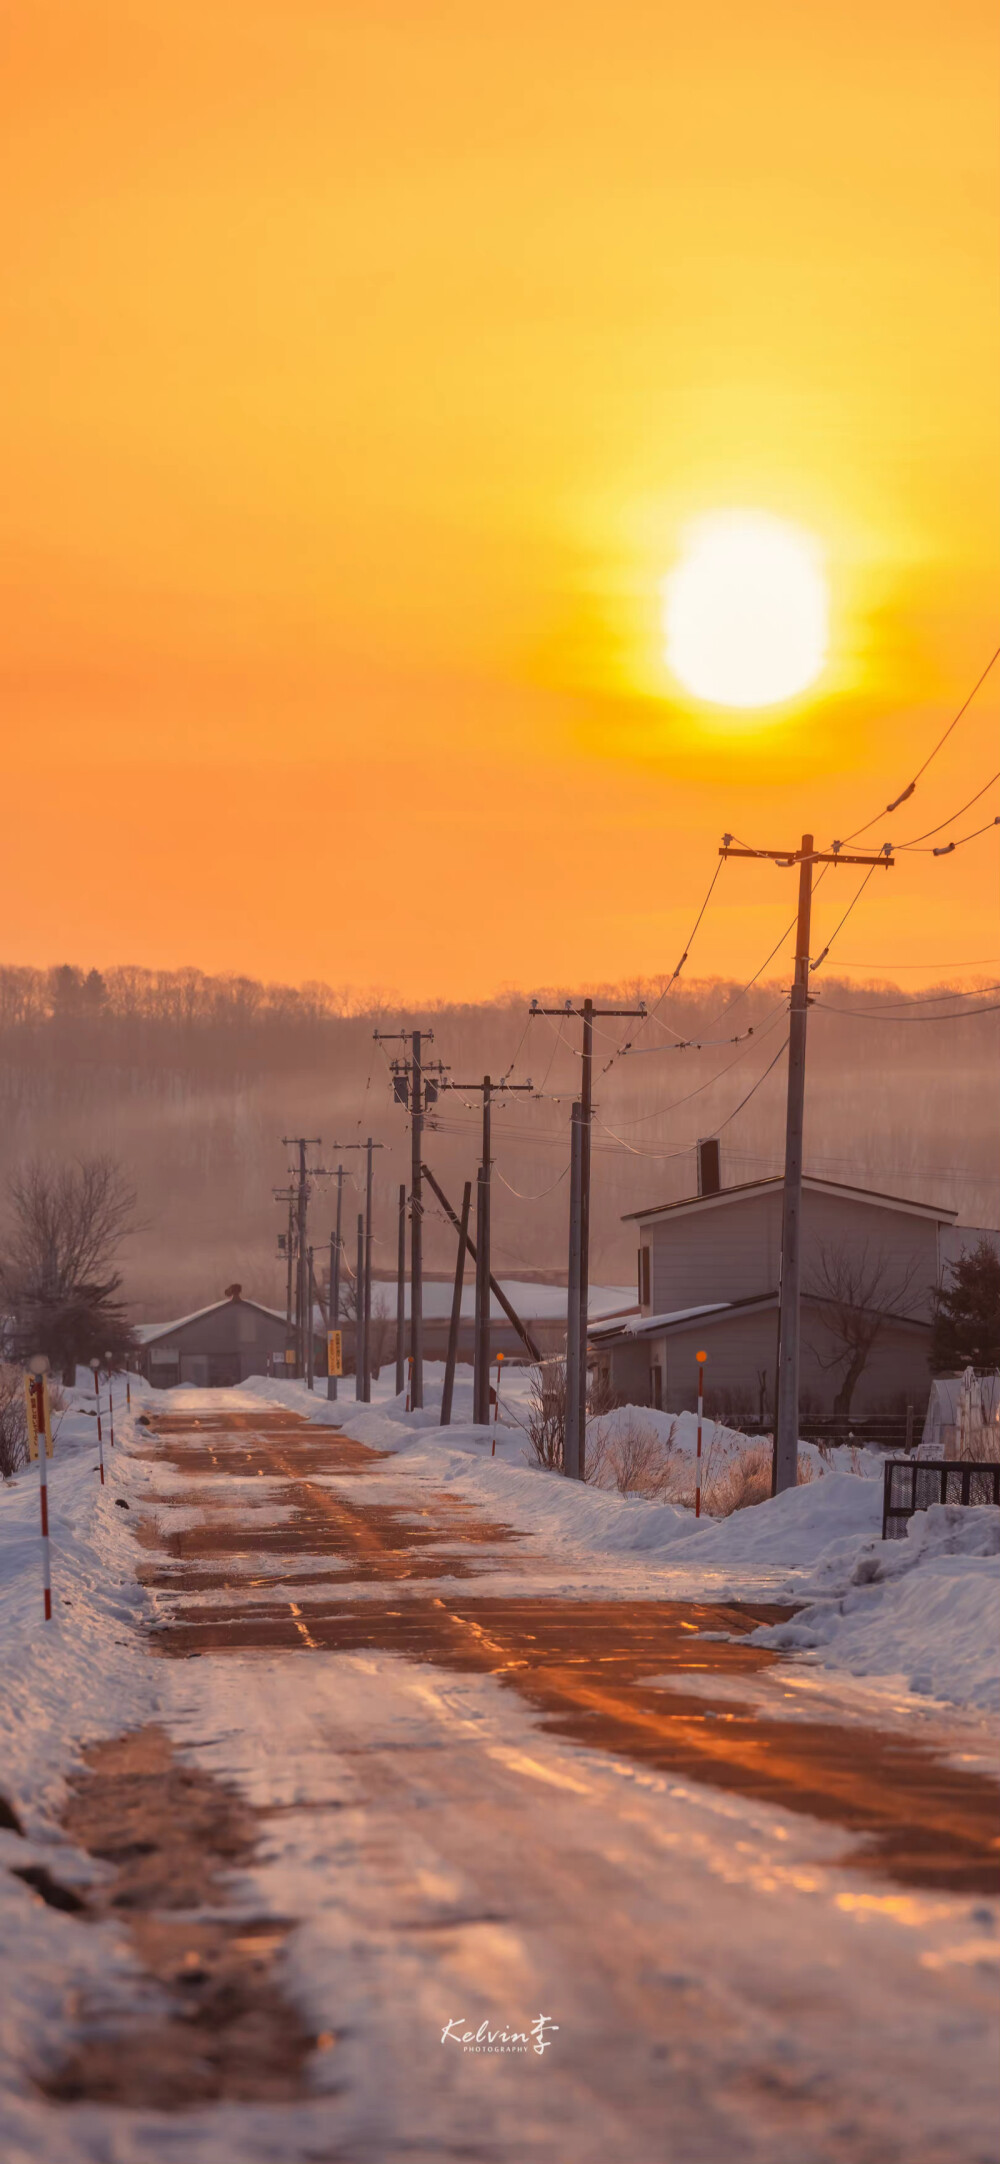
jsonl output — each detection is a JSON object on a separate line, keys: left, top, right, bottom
{"left": 807, "top": 1240, "right": 925, "bottom": 1418}
{"left": 1, "top": 1157, "right": 140, "bottom": 1383}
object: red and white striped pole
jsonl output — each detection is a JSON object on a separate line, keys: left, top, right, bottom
{"left": 27, "top": 1362, "right": 52, "bottom": 1621}
{"left": 695, "top": 1350, "right": 707, "bottom": 1519}
{"left": 90, "top": 1357, "right": 104, "bottom": 1482}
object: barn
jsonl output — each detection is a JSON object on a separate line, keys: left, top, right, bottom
{"left": 134, "top": 1285, "right": 300, "bottom": 1388}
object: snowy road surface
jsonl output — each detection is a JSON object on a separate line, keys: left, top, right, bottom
{"left": 1, "top": 1380, "right": 998, "bottom": 2164}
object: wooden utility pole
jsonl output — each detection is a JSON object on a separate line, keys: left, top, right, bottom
{"left": 280, "top": 1137, "right": 321, "bottom": 1378}
{"left": 421, "top": 1163, "right": 543, "bottom": 1363}
{"left": 327, "top": 1165, "right": 347, "bottom": 1403}
{"left": 529, "top": 997, "right": 646, "bottom": 1479}
{"left": 355, "top": 1213, "right": 365, "bottom": 1397}
{"left": 441, "top": 1179, "right": 472, "bottom": 1425}
{"left": 374, "top": 1028, "right": 447, "bottom": 1410}
{"left": 565, "top": 1103, "right": 584, "bottom": 1478}
{"left": 439, "top": 1074, "right": 534, "bottom": 1425}
{"left": 395, "top": 1183, "right": 407, "bottom": 1396}
{"left": 720, "top": 833, "right": 893, "bottom": 1491}
{"left": 328, "top": 1139, "right": 384, "bottom": 1402}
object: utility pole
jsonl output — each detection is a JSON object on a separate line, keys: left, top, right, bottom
{"left": 328, "top": 1139, "right": 384, "bottom": 1402}
{"left": 565, "top": 1103, "right": 583, "bottom": 1479}
{"left": 327, "top": 1165, "right": 347, "bottom": 1403}
{"left": 374, "top": 1029, "right": 447, "bottom": 1410}
{"left": 440, "top": 1179, "right": 472, "bottom": 1426}
{"left": 439, "top": 1074, "right": 534, "bottom": 1425}
{"left": 395, "top": 1183, "right": 407, "bottom": 1396}
{"left": 353, "top": 1213, "right": 365, "bottom": 1396}
{"left": 529, "top": 997, "right": 646, "bottom": 1479}
{"left": 278, "top": 1138, "right": 324, "bottom": 1379}
{"left": 285, "top": 1193, "right": 295, "bottom": 1327}
{"left": 306, "top": 1248, "right": 316, "bottom": 1390}
{"left": 720, "top": 832, "right": 894, "bottom": 1491}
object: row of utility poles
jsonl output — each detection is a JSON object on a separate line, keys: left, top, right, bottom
{"left": 277, "top": 832, "right": 881, "bottom": 1494}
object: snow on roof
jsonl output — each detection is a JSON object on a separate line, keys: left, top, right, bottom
{"left": 623, "top": 1173, "right": 958, "bottom": 1227}
{"left": 135, "top": 1296, "right": 287, "bottom": 1344}
{"left": 590, "top": 1300, "right": 735, "bottom": 1342}
{"left": 137, "top": 1282, "right": 636, "bottom": 1341}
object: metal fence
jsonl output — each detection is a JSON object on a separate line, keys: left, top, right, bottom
{"left": 735, "top": 1412, "right": 922, "bottom": 1453}
{"left": 881, "top": 1458, "right": 1000, "bottom": 1541}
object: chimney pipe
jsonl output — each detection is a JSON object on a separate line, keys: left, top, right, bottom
{"left": 697, "top": 1139, "right": 721, "bottom": 1197}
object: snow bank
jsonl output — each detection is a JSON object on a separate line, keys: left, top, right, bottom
{"left": 753, "top": 1505, "right": 1000, "bottom": 1712}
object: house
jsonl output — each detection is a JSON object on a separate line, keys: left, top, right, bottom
{"left": 134, "top": 1286, "right": 304, "bottom": 1388}
{"left": 591, "top": 1159, "right": 991, "bottom": 1422}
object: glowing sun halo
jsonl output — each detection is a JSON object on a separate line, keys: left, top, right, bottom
{"left": 662, "top": 511, "right": 828, "bottom": 709}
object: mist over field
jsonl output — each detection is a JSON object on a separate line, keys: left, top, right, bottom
{"left": 0, "top": 964, "right": 996, "bottom": 1322}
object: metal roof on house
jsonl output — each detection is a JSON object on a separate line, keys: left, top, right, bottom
{"left": 590, "top": 1291, "right": 777, "bottom": 1344}
{"left": 591, "top": 1286, "right": 931, "bottom": 1347}
{"left": 623, "top": 1173, "right": 958, "bottom": 1227}
{"left": 135, "top": 1296, "right": 288, "bottom": 1346}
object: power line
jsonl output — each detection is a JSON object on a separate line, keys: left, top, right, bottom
{"left": 601, "top": 856, "right": 728, "bottom": 1072}
{"left": 837, "top": 645, "right": 1000, "bottom": 846}
{"left": 815, "top": 999, "right": 1000, "bottom": 1022}
{"left": 931, "top": 815, "right": 1000, "bottom": 858}
{"left": 605, "top": 1002, "right": 790, "bottom": 1129}
{"left": 815, "top": 981, "right": 1000, "bottom": 1010}
{"left": 494, "top": 1163, "right": 571, "bottom": 1202}
{"left": 596, "top": 1027, "right": 790, "bottom": 1159}
{"left": 895, "top": 771, "right": 1000, "bottom": 850}
{"left": 809, "top": 864, "right": 879, "bottom": 972}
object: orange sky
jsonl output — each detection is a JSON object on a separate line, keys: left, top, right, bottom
{"left": 4, "top": 1, "right": 998, "bottom": 996}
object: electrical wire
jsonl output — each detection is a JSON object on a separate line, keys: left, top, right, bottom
{"left": 809, "top": 864, "right": 879, "bottom": 972}
{"left": 595, "top": 1029, "right": 790, "bottom": 1158}
{"left": 494, "top": 1164, "right": 571, "bottom": 1202}
{"left": 594, "top": 1003, "right": 790, "bottom": 1131}
{"left": 815, "top": 1000, "right": 1000, "bottom": 1022}
{"left": 836, "top": 645, "right": 1000, "bottom": 846}
{"left": 894, "top": 771, "right": 1000, "bottom": 850}
{"left": 814, "top": 981, "right": 1000, "bottom": 1010}
{"left": 600, "top": 856, "right": 728, "bottom": 1073}
{"left": 930, "top": 816, "right": 1000, "bottom": 858}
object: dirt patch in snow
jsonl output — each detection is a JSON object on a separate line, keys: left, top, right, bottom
{"left": 42, "top": 1725, "right": 322, "bottom": 2109}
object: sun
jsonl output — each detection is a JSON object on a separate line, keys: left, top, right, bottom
{"left": 662, "top": 511, "right": 828, "bottom": 709}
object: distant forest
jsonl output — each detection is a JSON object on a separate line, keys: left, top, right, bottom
{"left": 0, "top": 963, "right": 996, "bottom": 1320}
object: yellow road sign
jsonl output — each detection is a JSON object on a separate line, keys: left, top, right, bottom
{"left": 327, "top": 1330, "right": 343, "bottom": 1377}
{"left": 25, "top": 1374, "right": 54, "bottom": 1460}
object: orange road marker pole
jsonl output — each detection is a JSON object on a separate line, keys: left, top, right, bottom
{"left": 26, "top": 1362, "right": 53, "bottom": 1620}
{"left": 696, "top": 1351, "right": 707, "bottom": 1518}
{"left": 492, "top": 1353, "right": 504, "bottom": 1454}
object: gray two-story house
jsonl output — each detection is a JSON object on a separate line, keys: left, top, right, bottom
{"left": 591, "top": 1168, "right": 980, "bottom": 1422}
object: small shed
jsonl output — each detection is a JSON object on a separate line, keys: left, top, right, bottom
{"left": 135, "top": 1287, "right": 297, "bottom": 1388}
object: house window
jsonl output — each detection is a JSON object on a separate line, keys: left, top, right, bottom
{"left": 639, "top": 1246, "right": 651, "bottom": 1307}
{"left": 649, "top": 1364, "right": 663, "bottom": 1410}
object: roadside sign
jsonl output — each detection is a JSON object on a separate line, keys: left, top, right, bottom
{"left": 284, "top": 1349, "right": 296, "bottom": 1367}
{"left": 327, "top": 1330, "right": 343, "bottom": 1377}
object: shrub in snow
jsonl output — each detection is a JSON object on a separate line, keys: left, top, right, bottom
{"left": 586, "top": 1413, "right": 678, "bottom": 1498}
{"left": 0, "top": 1363, "right": 28, "bottom": 1479}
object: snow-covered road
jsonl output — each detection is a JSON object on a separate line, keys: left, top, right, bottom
{"left": 1, "top": 1378, "right": 998, "bottom": 2164}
